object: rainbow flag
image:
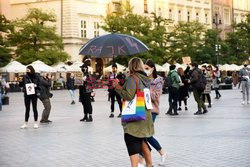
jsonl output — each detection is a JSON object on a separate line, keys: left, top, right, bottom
{"left": 122, "top": 91, "right": 146, "bottom": 122}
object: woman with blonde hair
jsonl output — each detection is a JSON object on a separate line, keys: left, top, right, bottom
{"left": 112, "top": 57, "right": 154, "bottom": 167}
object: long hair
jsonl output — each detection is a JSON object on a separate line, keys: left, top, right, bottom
{"left": 128, "top": 57, "right": 144, "bottom": 74}
{"left": 177, "top": 67, "right": 184, "bottom": 76}
{"left": 26, "top": 65, "right": 36, "bottom": 74}
{"left": 145, "top": 59, "right": 157, "bottom": 79}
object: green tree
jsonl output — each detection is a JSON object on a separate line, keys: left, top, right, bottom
{"left": 9, "top": 8, "right": 69, "bottom": 65}
{"left": 224, "top": 13, "right": 250, "bottom": 64}
{"left": 167, "top": 21, "right": 206, "bottom": 64}
{"left": 0, "top": 15, "right": 13, "bottom": 67}
{"left": 102, "top": 3, "right": 169, "bottom": 64}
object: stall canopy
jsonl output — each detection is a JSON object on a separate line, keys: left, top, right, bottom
{"left": 30, "top": 60, "right": 56, "bottom": 73}
{"left": 155, "top": 64, "right": 167, "bottom": 72}
{"left": 0, "top": 61, "right": 26, "bottom": 73}
{"left": 52, "top": 63, "right": 74, "bottom": 72}
{"left": 104, "top": 63, "right": 127, "bottom": 73}
{"left": 220, "top": 64, "right": 241, "bottom": 71}
{"left": 162, "top": 62, "right": 170, "bottom": 71}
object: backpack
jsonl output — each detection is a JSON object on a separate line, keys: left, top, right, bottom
{"left": 195, "top": 72, "right": 207, "bottom": 91}
{"left": 164, "top": 74, "right": 173, "bottom": 88}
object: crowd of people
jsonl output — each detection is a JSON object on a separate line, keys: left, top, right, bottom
{"left": 0, "top": 57, "right": 249, "bottom": 167}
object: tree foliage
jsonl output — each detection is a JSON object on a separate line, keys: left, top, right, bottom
{"left": 0, "top": 15, "right": 13, "bottom": 67}
{"left": 9, "top": 8, "right": 69, "bottom": 65}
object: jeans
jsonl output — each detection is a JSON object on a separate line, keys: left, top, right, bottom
{"left": 41, "top": 98, "right": 51, "bottom": 121}
{"left": 146, "top": 113, "right": 162, "bottom": 151}
{"left": 69, "top": 89, "right": 75, "bottom": 101}
{"left": 24, "top": 95, "right": 38, "bottom": 122}
{"left": 0, "top": 93, "right": 2, "bottom": 111}
{"left": 242, "top": 81, "right": 249, "bottom": 101}
{"left": 215, "top": 88, "right": 221, "bottom": 98}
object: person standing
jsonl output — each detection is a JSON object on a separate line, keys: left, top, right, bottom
{"left": 66, "top": 73, "right": 76, "bottom": 105}
{"left": 166, "top": 65, "right": 180, "bottom": 116}
{"left": 107, "top": 64, "right": 123, "bottom": 118}
{"left": 112, "top": 57, "right": 154, "bottom": 167}
{"left": 232, "top": 71, "right": 239, "bottom": 88}
{"left": 38, "top": 73, "right": 53, "bottom": 123}
{"left": 0, "top": 75, "right": 4, "bottom": 111}
{"left": 212, "top": 66, "right": 221, "bottom": 99}
{"left": 143, "top": 59, "right": 167, "bottom": 166}
{"left": 177, "top": 67, "right": 189, "bottom": 111}
{"left": 19, "top": 66, "right": 40, "bottom": 129}
{"left": 239, "top": 64, "right": 250, "bottom": 104}
{"left": 79, "top": 64, "right": 93, "bottom": 122}
{"left": 202, "top": 65, "right": 212, "bottom": 108}
{"left": 190, "top": 63, "right": 208, "bottom": 115}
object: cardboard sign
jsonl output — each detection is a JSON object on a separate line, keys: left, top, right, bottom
{"left": 144, "top": 88, "right": 153, "bottom": 110}
{"left": 25, "top": 83, "right": 35, "bottom": 95}
{"left": 182, "top": 57, "right": 192, "bottom": 65}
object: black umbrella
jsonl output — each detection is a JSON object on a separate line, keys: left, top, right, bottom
{"left": 79, "top": 33, "right": 149, "bottom": 58}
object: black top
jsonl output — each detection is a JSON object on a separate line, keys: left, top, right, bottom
{"left": 66, "top": 77, "right": 75, "bottom": 90}
{"left": 19, "top": 73, "right": 40, "bottom": 96}
{"left": 37, "top": 76, "right": 52, "bottom": 100}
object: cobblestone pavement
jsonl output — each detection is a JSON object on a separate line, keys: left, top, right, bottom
{"left": 0, "top": 89, "right": 250, "bottom": 167}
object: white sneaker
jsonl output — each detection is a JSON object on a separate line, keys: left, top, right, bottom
{"left": 33, "top": 123, "right": 39, "bottom": 129}
{"left": 242, "top": 101, "right": 245, "bottom": 105}
{"left": 20, "top": 123, "right": 28, "bottom": 129}
{"left": 159, "top": 152, "right": 167, "bottom": 166}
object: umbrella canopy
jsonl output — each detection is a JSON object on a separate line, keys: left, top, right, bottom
{"left": 229, "top": 64, "right": 241, "bottom": 71}
{"left": 220, "top": 64, "right": 231, "bottom": 71}
{"left": 0, "top": 61, "right": 26, "bottom": 73}
{"left": 70, "top": 61, "right": 93, "bottom": 74}
{"left": 104, "top": 63, "right": 127, "bottom": 73}
{"left": 79, "top": 33, "right": 149, "bottom": 57}
{"left": 30, "top": 60, "right": 56, "bottom": 73}
{"left": 162, "top": 62, "right": 170, "bottom": 71}
{"left": 52, "top": 63, "right": 74, "bottom": 72}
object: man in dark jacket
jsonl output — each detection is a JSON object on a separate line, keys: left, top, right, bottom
{"left": 79, "top": 64, "right": 93, "bottom": 122}
{"left": 38, "top": 73, "right": 53, "bottom": 123}
{"left": 107, "top": 64, "right": 123, "bottom": 118}
{"left": 190, "top": 63, "right": 208, "bottom": 115}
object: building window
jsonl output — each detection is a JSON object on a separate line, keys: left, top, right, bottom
{"left": 144, "top": 0, "right": 148, "bottom": 13}
{"left": 187, "top": 11, "right": 191, "bottom": 22}
{"left": 94, "top": 22, "right": 99, "bottom": 37}
{"left": 205, "top": 13, "right": 208, "bottom": 24}
{"left": 80, "top": 20, "right": 87, "bottom": 38}
{"left": 169, "top": 9, "right": 173, "bottom": 20}
{"left": 196, "top": 12, "right": 199, "bottom": 22}
{"left": 178, "top": 10, "right": 182, "bottom": 21}
{"left": 224, "top": 9, "right": 230, "bottom": 25}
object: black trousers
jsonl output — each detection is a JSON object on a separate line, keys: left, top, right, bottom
{"left": 81, "top": 93, "right": 92, "bottom": 115}
{"left": 202, "top": 94, "right": 211, "bottom": 104}
{"left": 110, "top": 91, "right": 122, "bottom": 113}
{"left": 168, "top": 87, "right": 179, "bottom": 114}
{"left": 215, "top": 88, "right": 221, "bottom": 97}
{"left": 24, "top": 95, "right": 38, "bottom": 122}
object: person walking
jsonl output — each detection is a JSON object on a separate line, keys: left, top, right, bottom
{"left": 177, "top": 67, "right": 189, "bottom": 111}
{"left": 66, "top": 73, "right": 76, "bottom": 105}
{"left": 239, "top": 64, "right": 250, "bottom": 104}
{"left": 107, "top": 64, "right": 123, "bottom": 118}
{"left": 19, "top": 66, "right": 40, "bottom": 129}
{"left": 79, "top": 64, "right": 93, "bottom": 122}
{"left": 202, "top": 65, "right": 212, "bottom": 108}
{"left": 212, "top": 66, "right": 221, "bottom": 99}
{"left": 38, "top": 73, "right": 53, "bottom": 124}
{"left": 166, "top": 65, "right": 180, "bottom": 116}
{"left": 190, "top": 63, "right": 208, "bottom": 115}
{"left": 0, "top": 76, "right": 4, "bottom": 111}
{"left": 142, "top": 59, "right": 167, "bottom": 166}
{"left": 112, "top": 57, "right": 154, "bottom": 167}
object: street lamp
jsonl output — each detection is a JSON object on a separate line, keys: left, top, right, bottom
{"left": 213, "top": 13, "right": 222, "bottom": 65}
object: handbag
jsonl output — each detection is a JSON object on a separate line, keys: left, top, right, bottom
{"left": 121, "top": 76, "right": 146, "bottom": 123}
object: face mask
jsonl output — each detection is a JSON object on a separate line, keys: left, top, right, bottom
{"left": 145, "top": 69, "right": 152, "bottom": 77}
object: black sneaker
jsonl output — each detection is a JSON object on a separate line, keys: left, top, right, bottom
{"left": 86, "top": 116, "right": 93, "bottom": 122}
{"left": 194, "top": 111, "right": 203, "bottom": 115}
{"left": 178, "top": 107, "right": 182, "bottom": 111}
{"left": 117, "top": 113, "right": 122, "bottom": 118}
{"left": 40, "top": 120, "right": 49, "bottom": 124}
{"left": 80, "top": 115, "right": 88, "bottom": 121}
{"left": 71, "top": 101, "right": 75, "bottom": 105}
{"left": 208, "top": 104, "right": 212, "bottom": 108}
{"left": 185, "top": 107, "right": 188, "bottom": 111}
{"left": 46, "top": 120, "right": 52, "bottom": 123}
{"left": 109, "top": 113, "right": 114, "bottom": 118}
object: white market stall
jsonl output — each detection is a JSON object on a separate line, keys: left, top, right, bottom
{"left": 52, "top": 63, "right": 74, "bottom": 72}
{"left": 104, "top": 63, "right": 127, "bottom": 73}
{"left": 0, "top": 61, "right": 26, "bottom": 73}
{"left": 30, "top": 60, "right": 56, "bottom": 73}
{"left": 70, "top": 61, "right": 93, "bottom": 74}
{"left": 155, "top": 64, "right": 167, "bottom": 72}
